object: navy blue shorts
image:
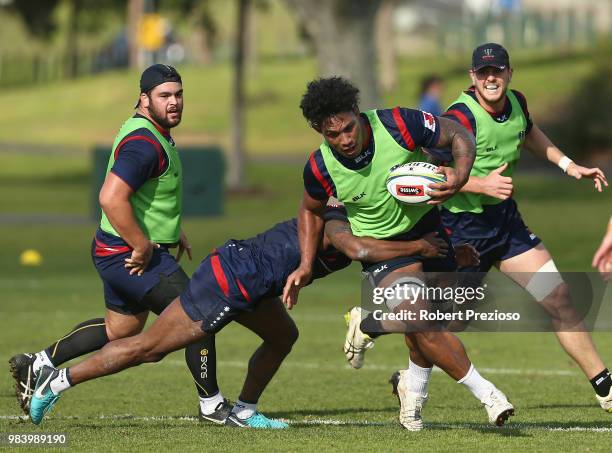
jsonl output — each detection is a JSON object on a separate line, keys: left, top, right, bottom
{"left": 363, "top": 208, "right": 457, "bottom": 286}
{"left": 92, "top": 234, "right": 181, "bottom": 315}
{"left": 180, "top": 252, "right": 255, "bottom": 334}
{"left": 441, "top": 198, "right": 541, "bottom": 273}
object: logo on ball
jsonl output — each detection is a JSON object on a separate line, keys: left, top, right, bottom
{"left": 397, "top": 185, "right": 424, "bottom": 196}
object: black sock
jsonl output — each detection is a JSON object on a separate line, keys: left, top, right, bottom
{"left": 590, "top": 368, "right": 612, "bottom": 397}
{"left": 44, "top": 318, "right": 109, "bottom": 366}
{"left": 185, "top": 336, "right": 219, "bottom": 398}
{"left": 360, "top": 315, "right": 390, "bottom": 339}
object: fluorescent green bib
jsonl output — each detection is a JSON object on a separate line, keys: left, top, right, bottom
{"left": 444, "top": 90, "right": 527, "bottom": 213}
{"left": 100, "top": 117, "right": 182, "bottom": 243}
{"left": 320, "top": 110, "right": 432, "bottom": 239}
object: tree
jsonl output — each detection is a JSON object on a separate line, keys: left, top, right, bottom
{"left": 127, "top": 0, "right": 144, "bottom": 68}
{"left": 285, "top": 0, "right": 383, "bottom": 109}
{"left": 227, "top": 0, "right": 251, "bottom": 190}
{"left": 64, "top": 0, "right": 83, "bottom": 78}
{"left": 376, "top": 0, "right": 398, "bottom": 93}
{"left": 8, "top": 0, "right": 60, "bottom": 38}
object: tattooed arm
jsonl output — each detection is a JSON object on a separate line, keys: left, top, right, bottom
{"left": 426, "top": 117, "right": 476, "bottom": 205}
{"left": 323, "top": 219, "right": 449, "bottom": 263}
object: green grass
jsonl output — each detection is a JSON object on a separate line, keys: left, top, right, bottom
{"left": 1, "top": 48, "right": 600, "bottom": 155}
{"left": 1, "top": 160, "right": 612, "bottom": 451}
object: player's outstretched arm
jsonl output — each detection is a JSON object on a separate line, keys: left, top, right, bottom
{"left": 427, "top": 117, "right": 476, "bottom": 205}
{"left": 282, "top": 191, "right": 326, "bottom": 309}
{"left": 324, "top": 219, "right": 448, "bottom": 262}
{"left": 525, "top": 124, "right": 608, "bottom": 192}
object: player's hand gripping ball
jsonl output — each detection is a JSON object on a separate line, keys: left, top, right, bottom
{"left": 386, "top": 162, "right": 446, "bottom": 204}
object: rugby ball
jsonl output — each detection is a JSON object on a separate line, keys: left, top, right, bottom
{"left": 386, "top": 162, "right": 446, "bottom": 204}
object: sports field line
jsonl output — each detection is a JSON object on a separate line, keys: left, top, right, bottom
{"left": 0, "top": 415, "right": 610, "bottom": 432}
{"left": 164, "top": 359, "right": 579, "bottom": 376}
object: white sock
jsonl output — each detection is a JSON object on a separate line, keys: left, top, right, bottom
{"left": 199, "top": 392, "right": 225, "bottom": 415}
{"left": 49, "top": 369, "right": 72, "bottom": 395}
{"left": 33, "top": 351, "right": 54, "bottom": 374}
{"left": 457, "top": 364, "right": 494, "bottom": 402}
{"left": 231, "top": 400, "right": 257, "bottom": 420}
{"left": 407, "top": 360, "right": 432, "bottom": 397}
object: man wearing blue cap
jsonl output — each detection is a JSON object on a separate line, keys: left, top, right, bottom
{"left": 387, "top": 43, "right": 612, "bottom": 413}
{"left": 9, "top": 64, "right": 233, "bottom": 425}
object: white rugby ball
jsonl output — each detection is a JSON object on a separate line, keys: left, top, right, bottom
{"left": 386, "top": 162, "right": 446, "bottom": 204}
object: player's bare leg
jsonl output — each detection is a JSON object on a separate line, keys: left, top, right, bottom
{"left": 222, "top": 298, "right": 295, "bottom": 429}
{"left": 499, "top": 243, "right": 612, "bottom": 410}
{"left": 366, "top": 263, "right": 513, "bottom": 427}
{"left": 69, "top": 298, "right": 205, "bottom": 384}
{"left": 28, "top": 298, "right": 206, "bottom": 424}
{"left": 234, "top": 297, "right": 298, "bottom": 404}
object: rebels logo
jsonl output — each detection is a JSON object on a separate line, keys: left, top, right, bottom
{"left": 397, "top": 185, "right": 424, "bottom": 196}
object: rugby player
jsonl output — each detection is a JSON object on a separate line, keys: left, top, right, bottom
{"left": 10, "top": 65, "right": 231, "bottom": 425}
{"left": 27, "top": 205, "right": 456, "bottom": 428}
{"left": 386, "top": 43, "right": 611, "bottom": 412}
{"left": 285, "top": 77, "right": 514, "bottom": 430}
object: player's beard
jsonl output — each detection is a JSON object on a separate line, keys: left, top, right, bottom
{"left": 147, "top": 102, "right": 182, "bottom": 129}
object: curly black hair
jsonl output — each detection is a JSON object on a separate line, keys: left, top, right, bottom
{"left": 300, "top": 77, "right": 360, "bottom": 130}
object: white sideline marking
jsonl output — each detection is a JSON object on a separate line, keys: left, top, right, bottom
{"left": 164, "top": 359, "right": 579, "bottom": 376}
{"left": 1, "top": 415, "right": 610, "bottom": 432}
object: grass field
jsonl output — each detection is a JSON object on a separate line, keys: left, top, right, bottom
{"left": 1, "top": 157, "right": 611, "bottom": 451}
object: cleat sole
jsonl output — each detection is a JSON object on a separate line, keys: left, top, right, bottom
{"left": 8, "top": 357, "right": 32, "bottom": 416}
{"left": 495, "top": 408, "right": 515, "bottom": 427}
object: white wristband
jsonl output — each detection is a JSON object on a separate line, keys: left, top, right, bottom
{"left": 558, "top": 156, "right": 573, "bottom": 173}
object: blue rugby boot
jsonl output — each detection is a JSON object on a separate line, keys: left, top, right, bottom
{"left": 30, "top": 366, "right": 62, "bottom": 425}
{"left": 225, "top": 411, "right": 288, "bottom": 429}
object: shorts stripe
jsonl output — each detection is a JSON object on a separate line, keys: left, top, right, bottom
{"left": 94, "top": 238, "right": 131, "bottom": 257}
{"left": 235, "top": 278, "right": 251, "bottom": 302}
{"left": 210, "top": 254, "right": 230, "bottom": 297}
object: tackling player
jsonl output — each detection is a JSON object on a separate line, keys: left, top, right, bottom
{"left": 27, "top": 205, "right": 456, "bottom": 428}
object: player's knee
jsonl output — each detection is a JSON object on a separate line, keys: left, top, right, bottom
{"left": 271, "top": 324, "right": 299, "bottom": 357}
{"left": 541, "top": 282, "right": 575, "bottom": 319}
{"left": 286, "top": 324, "right": 299, "bottom": 350}
{"left": 282, "top": 325, "right": 300, "bottom": 356}
{"left": 128, "top": 336, "right": 166, "bottom": 364}
{"left": 105, "top": 318, "right": 145, "bottom": 341}
{"left": 549, "top": 282, "right": 570, "bottom": 301}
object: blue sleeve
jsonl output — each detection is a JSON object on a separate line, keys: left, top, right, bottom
{"left": 420, "top": 103, "right": 476, "bottom": 164}
{"left": 511, "top": 90, "right": 533, "bottom": 134}
{"left": 111, "top": 130, "right": 166, "bottom": 191}
{"left": 303, "top": 150, "right": 335, "bottom": 201}
{"left": 376, "top": 107, "right": 441, "bottom": 151}
{"left": 443, "top": 103, "right": 476, "bottom": 137}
